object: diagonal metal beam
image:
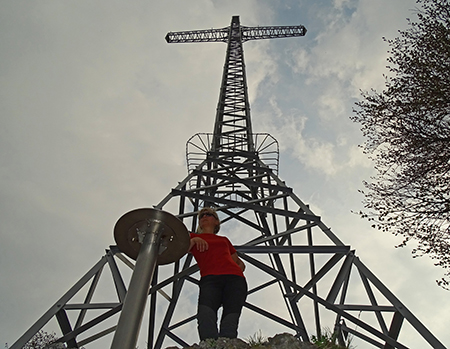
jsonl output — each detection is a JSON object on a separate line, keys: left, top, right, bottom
{"left": 239, "top": 253, "right": 410, "bottom": 349}
{"left": 293, "top": 253, "right": 347, "bottom": 302}
{"left": 56, "top": 309, "right": 77, "bottom": 348}
{"left": 171, "top": 188, "right": 320, "bottom": 221}
{"left": 106, "top": 251, "right": 127, "bottom": 302}
{"left": 358, "top": 267, "right": 389, "bottom": 335}
{"left": 74, "top": 262, "right": 104, "bottom": 329}
{"left": 9, "top": 256, "right": 109, "bottom": 349}
{"left": 384, "top": 312, "right": 404, "bottom": 349}
{"left": 326, "top": 252, "right": 355, "bottom": 304}
{"left": 244, "top": 302, "right": 304, "bottom": 332}
{"left": 353, "top": 257, "right": 445, "bottom": 349}
{"left": 55, "top": 306, "right": 122, "bottom": 345}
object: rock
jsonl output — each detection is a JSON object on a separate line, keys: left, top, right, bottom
{"left": 164, "top": 333, "right": 318, "bottom": 349}
{"left": 173, "top": 337, "right": 250, "bottom": 349}
{"left": 264, "top": 333, "right": 316, "bottom": 349}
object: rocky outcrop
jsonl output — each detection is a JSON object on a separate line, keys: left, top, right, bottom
{"left": 164, "top": 333, "right": 318, "bottom": 349}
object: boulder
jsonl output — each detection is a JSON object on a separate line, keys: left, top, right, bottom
{"left": 165, "top": 333, "right": 318, "bottom": 349}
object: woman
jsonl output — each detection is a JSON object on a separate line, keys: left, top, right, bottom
{"left": 189, "top": 207, "right": 247, "bottom": 341}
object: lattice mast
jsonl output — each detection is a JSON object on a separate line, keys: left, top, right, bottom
{"left": 166, "top": 16, "right": 306, "bottom": 154}
{"left": 167, "top": 16, "right": 306, "bottom": 203}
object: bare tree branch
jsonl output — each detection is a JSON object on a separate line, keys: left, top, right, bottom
{"left": 351, "top": 0, "right": 450, "bottom": 289}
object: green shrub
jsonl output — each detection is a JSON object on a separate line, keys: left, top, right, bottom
{"left": 246, "top": 330, "right": 268, "bottom": 347}
{"left": 311, "top": 328, "right": 354, "bottom": 349}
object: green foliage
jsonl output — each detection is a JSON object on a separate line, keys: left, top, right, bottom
{"left": 351, "top": 0, "right": 450, "bottom": 289}
{"left": 4, "top": 330, "right": 86, "bottom": 349}
{"left": 4, "top": 330, "right": 58, "bottom": 349}
{"left": 246, "top": 330, "right": 268, "bottom": 347}
{"left": 197, "top": 338, "right": 217, "bottom": 348}
{"left": 311, "top": 328, "right": 354, "bottom": 349}
{"left": 25, "top": 330, "right": 58, "bottom": 349}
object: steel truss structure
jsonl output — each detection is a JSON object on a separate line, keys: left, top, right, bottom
{"left": 11, "top": 16, "right": 445, "bottom": 349}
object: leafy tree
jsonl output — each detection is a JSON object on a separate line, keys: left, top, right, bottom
{"left": 4, "top": 330, "right": 85, "bottom": 349}
{"left": 351, "top": 0, "right": 450, "bottom": 289}
{"left": 5, "top": 330, "right": 59, "bottom": 349}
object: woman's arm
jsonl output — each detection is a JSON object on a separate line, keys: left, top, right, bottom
{"left": 189, "top": 236, "right": 209, "bottom": 252}
{"left": 231, "top": 253, "right": 245, "bottom": 272}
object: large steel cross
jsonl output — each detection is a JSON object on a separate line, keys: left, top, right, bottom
{"left": 166, "top": 16, "right": 306, "bottom": 154}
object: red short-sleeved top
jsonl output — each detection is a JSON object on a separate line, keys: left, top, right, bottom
{"left": 190, "top": 232, "right": 244, "bottom": 278}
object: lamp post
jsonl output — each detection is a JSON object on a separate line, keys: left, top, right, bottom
{"left": 111, "top": 208, "right": 189, "bottom": 349}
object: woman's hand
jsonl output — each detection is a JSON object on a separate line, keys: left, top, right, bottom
{"left": 189, "top": 237, "right": 209, "bottom": 252}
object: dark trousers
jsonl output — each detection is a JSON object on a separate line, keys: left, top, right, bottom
{"left": 197, "top": 274, "right": 247, "bottom": 341}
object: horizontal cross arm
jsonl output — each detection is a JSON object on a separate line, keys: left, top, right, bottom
{"left": 165, "top": 28, "right": 229, "bottom": 43}
{"left": 241, "top": 25, "right": 307, "bottom": 42}
{"left": 165, "top": 24, "right": 307, "bottom": 44}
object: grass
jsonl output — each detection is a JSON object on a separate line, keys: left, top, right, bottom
{"left": 246, "top": 330, "right": 268, "bottom": 347}
{"left": 311, "top": 327, "right": 355, "bottom": 349}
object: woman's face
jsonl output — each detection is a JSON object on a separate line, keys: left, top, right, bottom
{"left": 199, "top": 212, "right": 218, "bottom": 231}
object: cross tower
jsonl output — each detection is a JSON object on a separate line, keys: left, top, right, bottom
{"left": 10, "top": 16, "right": 444, "bottom": 349}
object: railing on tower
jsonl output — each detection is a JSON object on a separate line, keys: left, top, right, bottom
{"left": 168, "top": 15, "right": 305, "bottom": 205}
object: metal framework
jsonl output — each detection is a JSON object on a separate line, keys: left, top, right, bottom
{"left": 10, "top": 16, "right": 445, "bottom": 349}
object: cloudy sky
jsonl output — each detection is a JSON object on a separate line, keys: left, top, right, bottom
{"left": 1, "top": 0, "right": 449, "bottom": 348}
